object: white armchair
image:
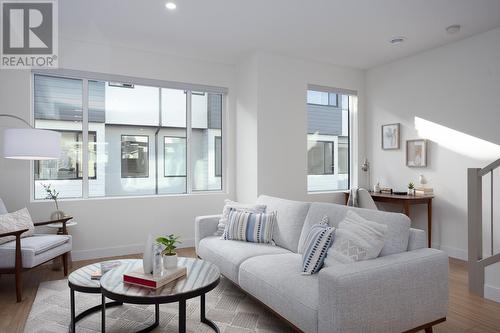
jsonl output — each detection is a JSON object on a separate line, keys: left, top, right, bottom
{"left": 0, "top": 199, "right": 72, "bottom": 302}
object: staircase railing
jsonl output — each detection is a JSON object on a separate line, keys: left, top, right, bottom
{"left": 468, "top": 159, "right": 500, "bottom": 296}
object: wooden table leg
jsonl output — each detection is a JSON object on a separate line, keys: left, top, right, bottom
{"left": 404, "top": 202, "right": 410, "bottom": 217}
{"left": 427, "top": 199, "right": 432, "bottom": 248}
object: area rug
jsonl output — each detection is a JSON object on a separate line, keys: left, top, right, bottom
{"left": 25, "top": 276, "right": 295, "bottom": 333}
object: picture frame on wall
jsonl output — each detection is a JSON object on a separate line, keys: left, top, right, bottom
{"left": 406, "top": 139, "right": 427, "bottom": 167}
{"left": 381, "top": 123, "right": 400, "bottom": 150}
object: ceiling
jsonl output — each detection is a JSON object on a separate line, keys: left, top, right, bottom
{"left": 59, "top": 0, "right": 500, "bottom": 69}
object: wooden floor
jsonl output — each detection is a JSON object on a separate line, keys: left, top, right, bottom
{"left": 1, "top": 252, "right": 499, "bottom": 333}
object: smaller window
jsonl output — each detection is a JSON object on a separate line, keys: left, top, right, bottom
{"left": 164, "top": 136, "right": 186, "bottom": 177}
{"left": 307, "top": 140, "right": 334, "bottom": 175}
{"left": 215, "top": 136, "right": 222, "bottom": 177}
{"left": 121, "top": 135, "right": 149, "bottom": 178}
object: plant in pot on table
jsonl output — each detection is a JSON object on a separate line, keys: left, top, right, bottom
{"left": 156, "top": 234, "right": 182, "bottom": 269}
{"left": 408, "top": 182, "right": 415, "bottom": 195}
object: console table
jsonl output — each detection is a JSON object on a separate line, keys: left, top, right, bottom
{"left": 344, "top": 192, "right": 434, "bottom": 247}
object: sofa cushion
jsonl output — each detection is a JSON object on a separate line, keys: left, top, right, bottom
{"left": 197, "top": 236, "right": 290, "bottom": 282}
{"left": 302, "top": 217, "right": 335, "bottom": 275}
{"left": 239, "top": 253, "right": 319, "bottom": 333}
{"left": 299, "top": 202, "right": 411, "bottom": 257}
{"left": 324, "top": 210, "right": 387, "bottom": 266}
{"left": 223, "top": 210, "right": 275, "bottom": 243}
{"left": 0, "top": 234, "right": 72, "bottom": 268}
{"left": 217, "top": 199, "right": 267, "bottom": 236}
{"left": 256, "top": 195, "right": 310, "bottom": 252}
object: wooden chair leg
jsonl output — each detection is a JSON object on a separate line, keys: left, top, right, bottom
{"left": 62, "top": 252, "right": 68, "bottom": 276}
{"left": 425, "top": 327, "right": 433, "bottom": 333}
{"left": 15, "top": 235, "right": 23, "bottom": 303}
{"left": 15, "top": 268, "right": 22, "bottom": 303}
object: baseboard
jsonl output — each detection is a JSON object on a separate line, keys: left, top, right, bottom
{"left": 431, "top": 243, "right": 467, "bottom": 261}
{"left": 71, "top": 238, "right": 195, "bottom": 261}
{"left": 485, "top": 284, "right": 500, "bottom": 303}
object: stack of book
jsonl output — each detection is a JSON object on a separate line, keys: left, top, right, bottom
{"left": 123, "top": 266, "right": 187, "bottom": 289}
{"left": 91, "top": 261, "right": 122, "bottom": 280}
{"left": 415, "top": 187, "right": 434, "bottom": 196}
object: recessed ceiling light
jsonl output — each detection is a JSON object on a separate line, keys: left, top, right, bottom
{"left": 389, "top": 36, "right": 406, "bottom": 45}
{"left": 165, "top": 2, "right": 177, "bottom": 10}
{"left": 446, "top": 24, "right": 461, "bottom": 34}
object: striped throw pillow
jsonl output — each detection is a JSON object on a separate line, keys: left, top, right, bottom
{"left": 223, "top": 210, "right": 275, "bottom": 243}
{"left": 301, "top": 216, "right": 335, "bottom": 275}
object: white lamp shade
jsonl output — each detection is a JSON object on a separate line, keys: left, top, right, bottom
{"left": 3, "top": 128, "right": 61, "bottom": 160}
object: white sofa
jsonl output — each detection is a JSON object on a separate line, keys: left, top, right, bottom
{"left": 195, "top": 195, "right": 448, "bottom": 333}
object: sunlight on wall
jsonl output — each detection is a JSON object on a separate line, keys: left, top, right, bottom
{"left": 414, "top": 117, "right": 500, "bottom": 160}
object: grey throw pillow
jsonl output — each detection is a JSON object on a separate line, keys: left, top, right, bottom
{"left": 324, "top": 210, "right": 386, "bottom": 266}
{"left": 0, "top": 208, "right": 35, "bottom": 245}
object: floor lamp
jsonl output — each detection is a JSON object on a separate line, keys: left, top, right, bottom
{"left": 1, "top": 114, "right": 60, "bottom": 160}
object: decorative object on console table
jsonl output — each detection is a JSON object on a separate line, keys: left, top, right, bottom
{"left": 406, "top": 139, "right": 428, "bottom": 167}
{"left": 379, "top": 187, "right": 393, "bottom": 194}
{"left": 415, "top": 187, "right": 434, "bottom": 196}
{"left": 408, "top": 182, "right": 415, "bottom": 195}
{"left": 381, "top": 123, "right": 400, "bottom": 150}
{"left": 156, "top": 234, "right": 181, "bottom": 269}
{"left": 373, "top": 182, "right": 381, "bottom": 193}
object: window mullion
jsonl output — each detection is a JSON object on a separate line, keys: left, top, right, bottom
{"left": 82, "top": 79, "right": 89, "bottom": 198}
{"left": 186, "top": 91, "right": 192, "bottom": 194}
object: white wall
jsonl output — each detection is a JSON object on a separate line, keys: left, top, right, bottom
{"left": 236, "top": 53, "right": 365, "bottom": 204}
{"left": 366, "top": 27, "right": 500, "bottom": 302}
{"left": 0, "top": 38, "right": 236, "bottom": 260}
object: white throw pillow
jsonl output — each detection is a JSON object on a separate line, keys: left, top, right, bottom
{"left": 324, "top": 210, "right": 387, "bottom": 266}
{"left": 216, "top": 199, "right": 266, "bottom": 236}
{"left": 0, "top": 208, "right": 35, "bottom": 245}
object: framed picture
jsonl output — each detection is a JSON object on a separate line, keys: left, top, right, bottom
{"left": 381, "top": 123, "right": 400, "bottom": 150}
{"left": 406, "top": 139, "right": 427, "bottom": 167}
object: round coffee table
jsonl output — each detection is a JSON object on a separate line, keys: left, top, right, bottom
{"left": 99, "top": 257, "right": 220, "bottom": 333}
{"left": 68, "top": 259, "right": 136, "bottom": 332}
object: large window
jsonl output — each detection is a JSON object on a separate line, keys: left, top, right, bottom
{"left": 33, "top": 72, "right": 226, "bottom": 199}
{"left": 307, "top": 87, "right": 355, "bottom": 192}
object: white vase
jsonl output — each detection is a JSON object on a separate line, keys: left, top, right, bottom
{"left": 163, "top": 254, "right": 178, "bottom": 269}
{"left": 143, "top": 234, "right": 154, "bottom": 274}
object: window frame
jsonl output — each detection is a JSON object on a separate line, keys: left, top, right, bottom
{"left": 34, "top": 130, "right": 97, "bottom": 181}
{"left": 31, "top": 69, "right": 228, "bottom": 200}
{"left": 214, "top": 136, "right": 222, "bottom": 177}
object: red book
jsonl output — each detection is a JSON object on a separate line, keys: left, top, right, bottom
{"left": 123, "top": 266, "right": 187, "bottom": 289}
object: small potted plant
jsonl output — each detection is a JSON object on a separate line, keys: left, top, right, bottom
{"left": 156, "top": 234, "right": 181, "bottom": 269}
{"left": 408, "top": 182, "right": 415, "bottom": 195}
{"left": 42, "top": 183, "right": 65, "bottom": 220}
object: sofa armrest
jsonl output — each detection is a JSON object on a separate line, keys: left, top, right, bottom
{"left": 195, "top": 215, "right": 221, "bottom": 253}
{"left": 318, "top": 248, "right": 448, "bottom": 333}
{"left": 408, "top": 228, "right": 427, "bottom": 251}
